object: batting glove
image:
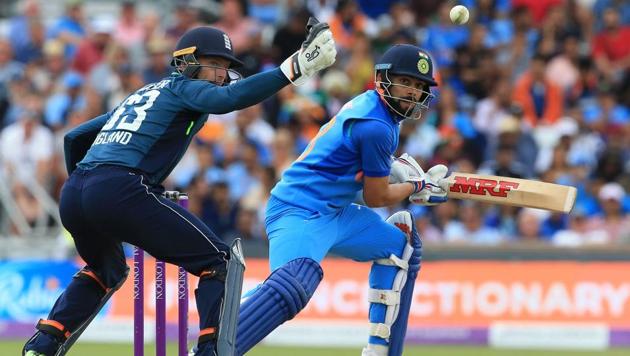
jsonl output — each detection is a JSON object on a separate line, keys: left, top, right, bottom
{"left": 409, "top": 165, "right": 448, "bottom": 206}
{"left": 389, "top": 153, "right": 448, "bottom": 205}
{"left": 280, "top": 17, "right": 337, "bottom": 86}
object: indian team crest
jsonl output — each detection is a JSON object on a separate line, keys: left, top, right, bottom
{"left": 417, "top": 52, "right": 430, "bottom": 74}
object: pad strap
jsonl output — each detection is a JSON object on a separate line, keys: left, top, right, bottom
{"left": 198, "top": 327, "right": 218, "bottom": 344}
{"left": 374, "top": 254, "right": 408, "bottom": 270}
{"left": 75, "top": 269, "right": 109, "bottom": 292}
{"left": 200, "top": 267, "right": 227, "bottom": 282}
{"left": 368, "top": 289, "right": 400, "bottom": 306}
{"left": 369, "top": 323, "right": 391, "bottom": 339}
{"left": 36, "top": 319, "right": 70, "bottom": 340}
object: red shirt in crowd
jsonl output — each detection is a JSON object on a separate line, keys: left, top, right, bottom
{"left": 592, "top": 26, "right": 630, "bottom": 62}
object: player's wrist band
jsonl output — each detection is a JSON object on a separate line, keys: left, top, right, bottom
{"left": 407, "top": 180, "right": 424, "bottom": 194}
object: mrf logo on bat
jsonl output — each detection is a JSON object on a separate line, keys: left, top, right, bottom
{"left": 450, "top": 176, "right": 520, "bottom": 198}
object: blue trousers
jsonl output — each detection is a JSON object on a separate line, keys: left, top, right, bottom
{"left": 265, "top": 195, "right": 406, "bottom": 271}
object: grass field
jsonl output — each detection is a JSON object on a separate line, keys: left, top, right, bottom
{"left": 3, "top": 341, "right": 630, "bottom": 356}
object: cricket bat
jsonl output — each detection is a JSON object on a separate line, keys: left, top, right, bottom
{"left": 443, "top": 173, "right": 577, "bottom": 213}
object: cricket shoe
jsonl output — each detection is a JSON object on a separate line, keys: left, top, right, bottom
{"left": 24, "top": 351, "right": 48, "bottom": 356}
{"left": 23, "top": 331, "right": 62, "bottom": 356}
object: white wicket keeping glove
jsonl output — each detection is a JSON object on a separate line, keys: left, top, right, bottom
{"left": 280, "top": 17, "right": 337, "bottom": 86}
{"left": 409, "top": 164, "right": 448, "bottom": 206}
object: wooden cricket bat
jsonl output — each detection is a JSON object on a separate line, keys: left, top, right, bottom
{"left": 443, "top": 173, "right": 577, "bottom": 213}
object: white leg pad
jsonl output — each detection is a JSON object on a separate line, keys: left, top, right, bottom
{"left": 364, "top": 211, "right": 416, "bottom": 353}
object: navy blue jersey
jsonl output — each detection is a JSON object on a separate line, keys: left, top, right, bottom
{"left": 64, "top": 69, "right": 289, "bottom": 185}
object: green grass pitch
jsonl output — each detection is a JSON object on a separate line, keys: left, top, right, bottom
{"left": 3, "top": 341, "right": 629, "bottom": 355}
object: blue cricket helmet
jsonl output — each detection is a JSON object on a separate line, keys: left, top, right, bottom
{"left": 172, "top": 26, "right": 243, "bottom": 68}
{"left": 374, "top": 44, "right": 438, "bottom": 120}
{"left": 375, "top": 44, "right": 437, "bottom": 86}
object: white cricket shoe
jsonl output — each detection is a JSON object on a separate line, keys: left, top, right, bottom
{"left": 361, "top": 343, "right": 388, "bottom": 356}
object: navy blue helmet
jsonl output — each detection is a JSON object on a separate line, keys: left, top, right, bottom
{"left": 171, "top": 26, "right": 243, "bottom": 83}
{"left": 374, "top": 44, "right": 437, "bottom": 120}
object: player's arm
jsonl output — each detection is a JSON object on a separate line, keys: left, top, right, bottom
{"left": 352, "top": 120, "right": 417, "bottom": 207}
{"left": 176, "top": 68, "right": 291, "bottom": 114}
{"left": 363, "top": 176, "right": 417, "bottom": 208}
{"left": 176, "top": 18, "right": 336, "bottom": 114}
{"left": 63, "top": 112, "right": 109, "bottom": 174}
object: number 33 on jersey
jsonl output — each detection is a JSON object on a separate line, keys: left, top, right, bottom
{"left": 79, "top": 77, "right": 209, "bottom": 185}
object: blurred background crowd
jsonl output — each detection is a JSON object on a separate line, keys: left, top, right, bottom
{"left": 0, "top": 0, "right": 629, "bottom": 249}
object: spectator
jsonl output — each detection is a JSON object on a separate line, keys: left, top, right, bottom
{"left": 28, "top": 39, "right": 68, "bottom": 96}
{"left": 473, "top": 79, "right": 513, "bottom": 138}
{"left": 71, "top": 14, "right": 116, "bottom": 75}
{"left": 320, "top": 69, "right": 352, "bottom": 115}
{"left": 422, "top": 2, "right": 470, "bottom": 67}
{"left": 17, "top": 17, "right": 47, "bottom": 64}
{"left": 511, "top": 0, "right": 563, "bottom": 25}
{"left": 593, "top": 0, "right": 630, "bottom": 32}
{"left": 479, "top": 143, "right": 530, "bottom": 178}
{"left": 516, "top": 208, "right": 547, "bottom": 242}
{"left": 552, "top": 208, "right": 609, "bottom": 246}
{"left": 213, "top": 0, "right": 260, "bottom": 56}
{"left": 452, "top": 24, "right": 496, "bottom": 99}
{"left": 271, "top": 8, "right": 312, "bottom": 65}
{"left": 142, "top": 38, "right": 171, "bottom": 84}
{"left": 44, "top": 71, "right": 86, "bottom": 130}
{"left": 225, "top": 140, "right": 263, "bottom": 202}
{"left": 47, "top": 0, "right": 86, "bottom": 60}
{"left": 203, "top": 180, "right": 239, "bottom": 241}
{"left": 0, "top": 103, "right": 54, "bottom": 227}
{"left": 585, "top": 183, "right": 630, "bottom": 243}
{"left": 0, "top": 39, "right": 24, "bottom": 124}
{"left": 114, "top": 1, "right": 145, "bottom": 48}
{"left": 546, "top": 34, "right": 582, "bottom": 97}
{"left": 241, "top": 166, "right": 277, "bottom": 236}
{"left": 513, "top": 53, "right": 564, "bottom": 127}
{"left": 344, "top": 33, "right": 374, "bottom": 94}
{"left": 8, "top": 0, "right": 42, "bottom": 63}
{"left": 484, "top": 205, "right": 518, "bottom": 239}
{"left": 227, "top": 207, "right": 260, "bottom": 241}
{"left": 165, "top": 2, "right": 200, "bottom": 42}
{"left": 411, "top": 205, "right": 442, "bottom": 243}
{"left": 270, "top": 128, "right": 296, "bottom": 177}
{"left": 444, "top": 202, "right": 503, "bottom": 244}
{"left": 328, "top": 0, "right": 376, "bottom": 51}
{"left": 592, "top": 8, "right": 630, "bottom": 83}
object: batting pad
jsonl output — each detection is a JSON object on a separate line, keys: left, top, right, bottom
{"left": 236, "top": 258, "right": 323, "bottom": 355}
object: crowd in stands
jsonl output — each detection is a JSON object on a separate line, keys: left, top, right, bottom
{"left": 0, "top": 0, "right": 629, "bottom": 247}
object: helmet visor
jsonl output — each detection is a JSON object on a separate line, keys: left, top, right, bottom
{"left": 173, "top": 54, "right": 242, "bottom": 85}
{"left": 375, "top": 70, "right": 435, "bottom": 120}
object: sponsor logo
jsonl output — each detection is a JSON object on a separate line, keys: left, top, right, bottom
{"left": 305, "top": 45, "right": 321, "bottom": 62}
{"left": 449, "top": 176, "right": 520, "bottom": 197}
{"left": 0, "top": 261, "right": 77, "bottom": 322}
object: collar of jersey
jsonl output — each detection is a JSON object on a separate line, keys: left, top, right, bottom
{"left": 371, "top": 90, "right": 405, "bottom": 124}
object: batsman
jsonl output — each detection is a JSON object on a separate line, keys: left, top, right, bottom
{"left": 23, "top": 19, "right": 336, "bottom": 356}
{"left": 236, "top": 44, "right": 448, "bottom": 356}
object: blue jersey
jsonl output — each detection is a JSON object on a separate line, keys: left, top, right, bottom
{"left": 271, "top": 90, "right": 400, "bottom": 214}
{"left": 64, "top": 68, "right": 289, "bottom": 185}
